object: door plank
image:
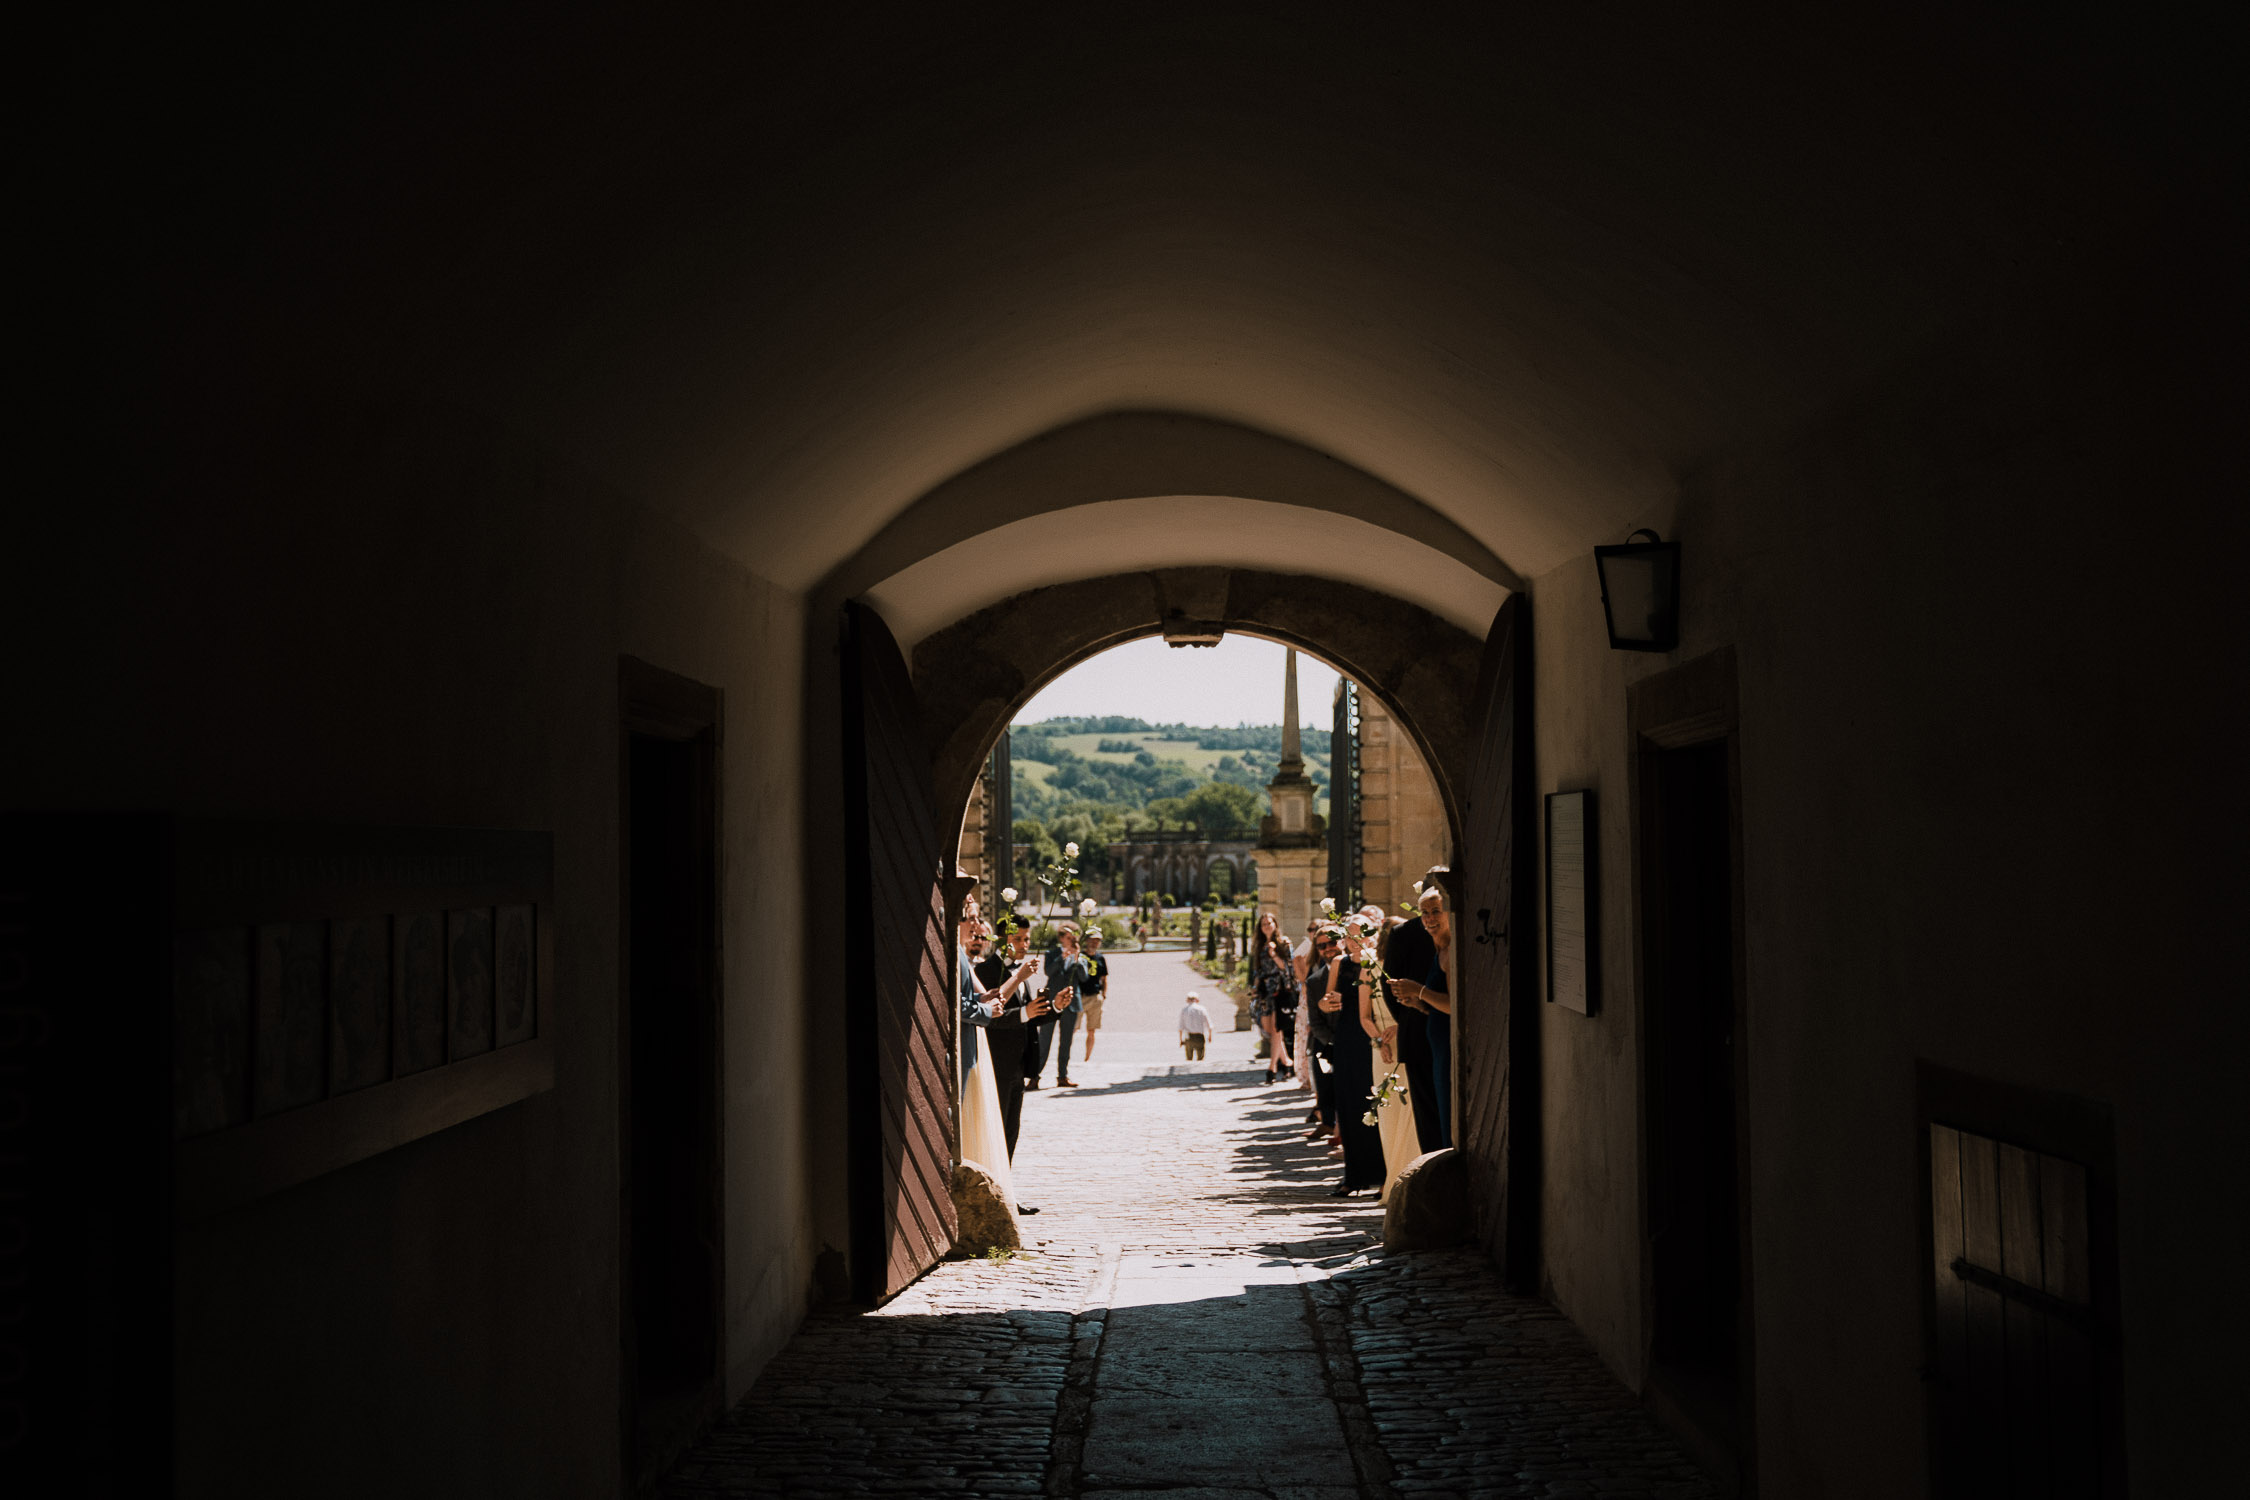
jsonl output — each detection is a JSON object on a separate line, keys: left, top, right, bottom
{"left": 1929, "top": 1123, "right": 1969, "bottom": 1484}
{"left": 1957, "top": 1129, "right": 2007, "bottom": 1495}
{"left": 1996, "top": 1143, "right": 2050, "bottom": 1495}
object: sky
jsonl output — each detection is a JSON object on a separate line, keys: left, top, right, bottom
{"left": 1011, "top": 634, "right": 1343, "bottom": 728}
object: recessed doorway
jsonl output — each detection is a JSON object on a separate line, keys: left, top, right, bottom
{"left": 619, "top": 659, "right": 725, "bottom": 1495}
{"left": 1630, "top": 650, "right": 1753, "bottom": 1492}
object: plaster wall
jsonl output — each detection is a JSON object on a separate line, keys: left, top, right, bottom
{"left": 1527, "top": 262, "right": 2247, "bottom": 1495}
{"left": 4, "top": 395, "right": 812, "bottom": 1499}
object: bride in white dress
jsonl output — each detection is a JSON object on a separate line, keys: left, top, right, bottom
{"left": 958, "top": 919, "right": 1042, "bottom": 1208}
{"left": 960, "top": 1012, "right": 1017, "bottom": 1206}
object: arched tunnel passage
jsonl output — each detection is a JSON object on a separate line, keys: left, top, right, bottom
{"left": 854, "top": 568, "right": 1537, "bottom": 1299}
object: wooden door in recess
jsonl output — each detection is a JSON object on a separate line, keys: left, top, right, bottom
{"left": 1929, "top": 1124, "right": 2103, "bottom": 1498}
{"left": 840, "top": 601, "right": 958, "bottom": 1302}
{"left": 1456, "top": 593, "right": 1540, "bottom": 1286}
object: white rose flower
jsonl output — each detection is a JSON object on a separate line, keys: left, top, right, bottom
{"left": 1362, "top": 1111, "right": 1381, "bottom": 1127}
{"left": 1064, "top": 841, "right": 1079, "bottom": 857}
{"left": 1318, "top": 896, "right": 1336, "bottom": 912}
{"left": 1001, "top": 887, "right": 1018, "bottom": 903}
{"left": 1078, "top": 898, "right": 1097, "bottom": 917}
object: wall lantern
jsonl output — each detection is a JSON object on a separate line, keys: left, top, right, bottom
{"left": 1594, "top": 528, "right": 1681, "bottom": 652}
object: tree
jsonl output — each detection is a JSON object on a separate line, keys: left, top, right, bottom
{"left": 1013, "top": 817, "right": 1059, "bottom": 869}
{"left": 1177, "top": 781, "right": 1262, "bottom": 834}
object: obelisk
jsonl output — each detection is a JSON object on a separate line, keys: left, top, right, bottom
{"left": 1252, "top": 648, "right": 1327, "bottom": 942}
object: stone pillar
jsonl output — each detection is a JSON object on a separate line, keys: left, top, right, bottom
{"left": 1251, "top": 845, "right": 1329, "bottom": 941}
{"left": 1355, "top": 696, "right": 1448, "bottom": 914}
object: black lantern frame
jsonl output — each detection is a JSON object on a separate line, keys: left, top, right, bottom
{"left": 1593, "top": 528, "right": 1681, "bottom": 652}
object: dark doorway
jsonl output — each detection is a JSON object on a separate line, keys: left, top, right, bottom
{"left": 1637, "top": 722, "right": 1750, "bottom": 1486}
{"left": 620, "top": 660, "right": 725, "bottom": 1494}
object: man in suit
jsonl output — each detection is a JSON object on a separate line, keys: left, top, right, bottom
{"left": 959, "top": 894, "right": 1044, "bottom": 1075}
{"left": 1037, "top": 922, "right": 1092, "bottom": 1087}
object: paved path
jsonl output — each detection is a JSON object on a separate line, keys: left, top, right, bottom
{"left": 661, "top": 951, "right": 1714, "bottom": 1498}
{"left": 1048, "top": 950, "right": 1260, "bottom": 1077}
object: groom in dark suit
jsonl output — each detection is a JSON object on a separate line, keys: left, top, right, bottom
{"left": 973, "top": 919, "right": 1041, "bottom": 1161}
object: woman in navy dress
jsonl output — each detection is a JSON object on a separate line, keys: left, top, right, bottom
{"left": 1315, "top": 918, "right": 1387, "bottom": 1196}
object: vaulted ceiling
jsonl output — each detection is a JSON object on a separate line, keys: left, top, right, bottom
{"left": 141, "top": 6, "right": 2203, "bottom": 632}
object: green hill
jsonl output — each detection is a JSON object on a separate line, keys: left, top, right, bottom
{"left": 1005, "top": 718, "right": 1330, "bottom": 885}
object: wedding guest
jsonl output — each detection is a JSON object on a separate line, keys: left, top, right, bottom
{"left": 957, "top": 895, "right": 1041, "bottom": 1067}
{"left": 1178, "top": 991, "right": 1214, "bottom": 1061}
{"left": 1039, "top": 922, "right": 1090, "bottom": 1088}
{"left": 1387, "top": 870, "right": 1455, "bottom": 1145}
{"left": 1077, "top": 928, "right": 1109, "bottom": 1065}
{"left": 1026, "top": 917, "right": 1084, "bottom": 1092}
{"left": 1301, "top": 928, "right": 1342, "bottom": 1144}
{"left": 1380, "top": 885, "right": 1447, "bottom": 1152}
{"left": 1250, "top": 911, "right": 1299, "bottom": 1085}
{"left": 1316, "top": 916, "right": 1387, "bottom": 1197}
{"left": 1367, "top": 951, "right": 1420, "bottom": 1200}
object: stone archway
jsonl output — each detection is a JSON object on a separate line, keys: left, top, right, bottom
{"left": 909, "top": 567, "right": 1489, "bottom": 852}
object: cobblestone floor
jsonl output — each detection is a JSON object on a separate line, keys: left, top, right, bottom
{"left": 661, "top": 953, "right": 1714, "bottom": 1499}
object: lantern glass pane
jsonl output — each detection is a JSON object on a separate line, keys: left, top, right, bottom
{"left": 1603, "top": 553, "right": 1663, "bottom": 642}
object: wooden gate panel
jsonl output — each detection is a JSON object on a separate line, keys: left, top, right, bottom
{"left": 843, "top": 602, "right": 959, "bottom": 1301}
{"left": 1456, "top": 594, "right": 1539, "bottom": 1285}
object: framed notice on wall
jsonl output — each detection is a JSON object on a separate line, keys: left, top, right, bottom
{"left": 1546, "top": 790, "right": 1596, "bottom": 1014}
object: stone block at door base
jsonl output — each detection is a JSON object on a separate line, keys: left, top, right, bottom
{"left": 1383, "top": 1147, "right": 1471, "bottom": 1250}
{"left": 948, "top": 1159, "right": 1020, "bottom": 1255}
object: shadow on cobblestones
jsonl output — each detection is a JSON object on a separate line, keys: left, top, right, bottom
{"left": 659, "top": 1061, "right": 1717, "bottom": 1499}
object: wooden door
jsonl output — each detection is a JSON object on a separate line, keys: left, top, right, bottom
{"left": 1456, "top": 593, "right": 1540, "bottom": 1287}
{"left": 1919, "top": 1063, "right": 2124, "bottom": 1498}
{"left": 1928, "top": 1126, "right": 2101, "bottom": 1496}
{"left": 840, "top": 601, "right": 959, "bottom": 1302}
